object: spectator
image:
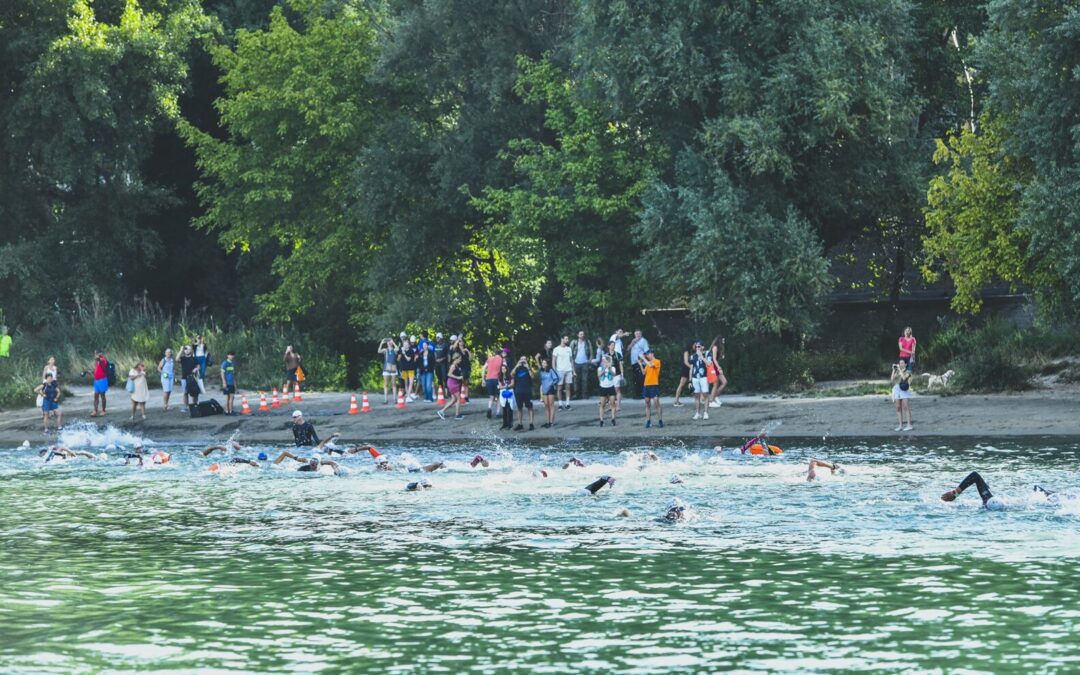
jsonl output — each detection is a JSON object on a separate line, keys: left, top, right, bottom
{"left": 484, "top": 348, "right": 504, "bottom": 418}
{"left": 497, "top": 362, "right": 515, "bottom": 430}
{"left": 605, "top": 340, "right": 624, "bottom": 412}
{"left": 282, "top": 345, "right": 302, "bottom": 394}
{"left": 638, "top": 349, "right": 664, "bottom": 429}
{"left": 707, "top": 336, "right": 728, "bottom": 408}
{"left": 538, "top": 339, "right": 554, "bottom": 367}
{"left": 179, "top": 345, "right": 199, "bottom": 407}
{"left": 220, "top": 351, "right": 237, "bottom": 415}
{"left": 437, "top": 353, "right": 465, "bottom": 420}
{"left": 511, "top": 355, "right": 536, "bottom": 431}
{"left": 899, "top": 326, "right": 917, "bottom": 372}
{"left": 552, "top": 335, "right": 574, "bottom": 410}
{"left": 378, "top": 337, "right": 398, "bottom": 404}
{"left": 571, "top": 330, "right": 592, "bottom": 400}
{"left": 0, "top": 325, "right": 11, "bottom": 358}
{"left": 193, "top": 335, "right": 210, "bottom": 379}
{"left": 689, "top": 341, "right": 710, "bottom": 420}
{"left": 539, "top": 357, "right": 558, "bottom": 428}
{"left": 608, "top": 328, "right": 626, "bottom": 360}
{"left": 158, "top": 348, "right": 175, "bottom": 411}
{"left": 35, "top": 372, "right": 62, "bottom": 432}
{"left": 453, "top": 336, "right": 472, "bottom": 404}
{"left": 597, "top": 353, "right": 619, "bottom": 426}
{"left": 672, "top": 341, "right": 694, "bottom": 407}
{"left": 398, "top": 338, "right": 417, "bottom": 401}
{"left": 90, "top": 350, "right": 109, "bottom": 417}
{"left": 42, "top": 356, "right": 58, "bottom": 382}
{"left": 417, "top": 340, "right": 435, "bottom": 402}
{"left": 628, "top": 330, "right": 650, "bottom": 399}
{"left": 128, "top": 360, "right": 149, "bottom": 421}
{"left": 434, "top": 332, "right": 449, "bottom": 395}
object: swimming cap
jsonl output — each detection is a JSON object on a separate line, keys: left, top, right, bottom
{"left": 670, "top": 474, "right": 684, "bottom": 484}
{"left": 209, "top": 463, "right": 220, "bottom": 472}
{"left": 21, "top": 440, "right": 30, "bottom": 448}
{"left": 106, "top": 444, "right": 117, "bottom": 451}
{"left": 257, "top": 452, "right": 269, "bottom": 461}
{"left": 667, "top": 497, "right": 687, "bottom": 511}
{"left": 986, "top": 497, "right": 1006, "bottom": 511}
{"left": 151, "top": 451, "right": 170, "bottom": 464}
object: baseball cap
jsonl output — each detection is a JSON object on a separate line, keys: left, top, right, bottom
{"left": 292, "top": 410, "right": 303, "bottom": 418}
{"left": 436, "top": 332, "right": 443, "bottom": 339}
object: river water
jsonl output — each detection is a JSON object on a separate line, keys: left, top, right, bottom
{"left": 2, "top": 426, "right": 1079, "bottom": 672}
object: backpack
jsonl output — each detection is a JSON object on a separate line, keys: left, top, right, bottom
{"left": 106, "top": 361, "right": 118, "bottom": 386}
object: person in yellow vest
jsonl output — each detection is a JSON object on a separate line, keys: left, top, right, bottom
{"left": 0, "top": 326, "right": 11, "bottom": 358}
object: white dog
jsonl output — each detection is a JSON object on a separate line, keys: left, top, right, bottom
{"left": 922, "top": 370, "right": 955, "bottom": 390}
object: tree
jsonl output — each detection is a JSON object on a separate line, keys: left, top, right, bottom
{"left": 0, "top": 0, "right": 210, "bottom": 326}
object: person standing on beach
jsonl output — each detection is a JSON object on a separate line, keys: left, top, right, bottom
{"left": 539, "top": 357, "right": 559, "bottom": 428}
{"left": 511, "top": 355, "right": 536, "bottom": 431}
{"left": 629, "top": 330, "right": 650, "bottom": 399}
{"left": 128, "top": 361, "right": 149, "bottom": 421}
{"left": 689, "top": 342, "right": 710, "bottom": 420}
{"left": 158, "top": 348, "right": 175, "bottom": 411}
{"left": 572, "top": 331, "right": 592, "bottom": 400}
{"left": 398, "top": 338, "right": 417, "bottom": 402}
{"left": 437, "top": 353, "right": 465, "bottom": 420}
{"left": 538, "top": 339, "right": 554, "bottom": 369}
{"left": 638, "top": 349, "right": 664, "bottom": 428}
{"left": 891, "top": 359, "right": 914, "bottom": 431}
{"left": 899, "top": 327, "right": 917, "bottom": 372}
{"left": 672, "top": 341, "right": 694, "bottom": 408}
{"left": 179, "top": 345, "right": 199, "bottom": 406}
{"left": 35, "top": 372, "right": 63, "bottom": 432}
{"left": 484, "top": 348, "right": 504, "bottom": 419}
{"left": 434, "top": 332, "right": 448, "bottom": 396}
{"left": 193, "top": 335, "right": 209, "bottom": 379}
{"left": 282, "top": 345, "right": 301, "bottom": 394}
{"left": 707, "top": 336, "right": 727, "bottom": 408}
{"left": 91, "top": 351, "right": 109, "bottom": 417}
{"left": 552, "top": 336, "right": 574, "bottom": 410}
{"left": 220, "top": 351, "right": 237, "bottom": 415}
{"left": 378, "top": 337, "right": 398, "bottom": 404}
{"left": 597, "top": 353, "right": 619, "bottom": 426}
{"left": 417, "top": 341, "right": 435, "bottom": 402}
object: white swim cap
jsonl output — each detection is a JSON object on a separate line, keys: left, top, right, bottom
{"left": 21, "top": 440, "right": 30, "bottom": 448}
{"left": 670, "top": 474, "right": 684, "bottom": 484}
{"left": 106, "top": 444, "right": 117, "bottom": 451}
{"left": 986, "top": 497, "right": 1006, "bottom": 512}
{"left": 667, "top": 497, "right": 687, "bottom": 511}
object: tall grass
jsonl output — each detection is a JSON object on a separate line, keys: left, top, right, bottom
{"left": 0, "top": 293, "right": 346, "bottom": 410}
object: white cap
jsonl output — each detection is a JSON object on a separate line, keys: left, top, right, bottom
{"left": 292, "top": 410, "right": 303, "bottom": 418}
{"left": 21, "top": 440, "right": 30, "bottom": 448}
{"left": 449, "top": 334, "right": 458, "bottom": 342}
{"left": 399, "top": 331, "right": 407, "bottom": 338}
{"left": 436, "top": 332, "right": 443, "bottom": 339}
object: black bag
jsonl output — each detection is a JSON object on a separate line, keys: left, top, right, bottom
{"left": 189, "top": 398, "right": 225, "bottom": 418}
{"left": 899, "top": 380, "right": 910, "bottom": 391}
{"left": 106, "top": 361, "right": 118, "bottom": 386}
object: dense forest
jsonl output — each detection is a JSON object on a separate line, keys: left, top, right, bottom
{"left": 1, "top": 0, "right": 1078, "bottom": 385}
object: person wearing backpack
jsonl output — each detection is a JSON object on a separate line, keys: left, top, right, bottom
{"left": 91, "top": 351, "right": 109, "bottom": 417}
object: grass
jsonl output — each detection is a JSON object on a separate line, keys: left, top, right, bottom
{"left": 0, "top": 294, "right": 346, "bottom": 410}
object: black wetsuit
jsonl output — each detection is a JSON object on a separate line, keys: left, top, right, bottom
{"left": 958, "top": 471, "right": 994, "bottom": 505}
{"left": 291, "top": 422, "right": 320, "bottom": 447}
{"left": 583, "top": 476, "right": 613, "bottom": 495}
{"left": 297, "top": 463, "right": 319, "bottom": 472}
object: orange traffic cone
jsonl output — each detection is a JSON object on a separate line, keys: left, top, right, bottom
{"left": 436, "top": 386, "right": 445, "bottom": 405}
{"left": 461, "top": 387, "right": 469, "bottom": 404}
{"left": 395, "top": 390, "right": 406, "bottom": 409}
{"left": 241, "top": 396, "right": 252, "bottom": 415}
{"left": 283, "top": 384, "right": 292, "bottom": 404}
{"left": 293, "top": 383, "right": 302, "bottom": 402}
{"left": 258, "top": 392, "right": 270, "bottom": 412}
{"left": 360, "top": 392, "right": 371, "bottom": 413}
{"left": 271, "top": 387, "right": 281, "bottom": 408}
{"left": 348, "top": 394, "right": 360, "bottom": 415}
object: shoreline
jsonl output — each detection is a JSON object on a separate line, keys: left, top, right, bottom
{"left": 2, "top": 385, "right": 1079, "bottom": 444}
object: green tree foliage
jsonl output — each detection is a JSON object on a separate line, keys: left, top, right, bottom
{"left": 923, "top": 113, "right": 1038, "bottom": 313}
{"left": 470, "top": 56, "right": 660, "bottom": 328}
{"left": 180, "top": 2, "right": 379, "bottom": 331}
{"left": 0, "top": 0, "right": 210, "bottom": 326}
{"left": 975, "top": 0, "right": 1080, "bottom": 319}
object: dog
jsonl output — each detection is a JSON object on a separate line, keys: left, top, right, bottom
{"left": 921, "top": 370, "right": 955, "bottom": 390}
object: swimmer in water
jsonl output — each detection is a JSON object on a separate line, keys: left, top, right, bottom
{"left": 406, "top": 480, "right": 433, "bottom": 491}
{"left": 662, "top": 497, "right": 689, "bottom": 522}
{"left": 563, "top": 457, "right": 586, "bottom": 469}
{"left": 941, "top": 471, "right": 1005, "bottom": 510}
{"left": 323, "top": 444, "right": 379, "bottom": 457}
{"left": 201, "top": 441, "right": 246, "bottom": 456}
{"left": 374, "top": 456, "right": 445, "bottom": 472}
{"left": 737, "top": 430, "right": 779, "bottom": 455}
{"left": 272, "top": 451, "right": 341, "bottom": 474}
{"left": 41, "top": 446, "right": 98, "bottom": 462}
{"left": 470, "top": 454, "right": 490, "bottom": 468}
{"left": 806, "top": 459, "right": 843, "bottom": 481}
{"left": 123, "top": 445, "right": 170, "bottom": 466}
{"left": 1032, "top": 485, "right": 1080, "bottom": 505}
{"left": 580, "top": 475, "right": 615, "bottom": 495}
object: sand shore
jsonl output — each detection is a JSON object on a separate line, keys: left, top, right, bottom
{"left": 2, "top": 384, "right": 1078, "bottom": 445}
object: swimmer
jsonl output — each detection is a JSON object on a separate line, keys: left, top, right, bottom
{"left": 470, "top": 454, "right": 490, "bottom": 468}
{"left": 580, "top": 475, "right": 615, "bottom": 495}
{"left": 324, "top": 444, "right": 380, "bottom": 457}
{"left": 737, "top": 430, "right": 780, "bottom": 455}
{"left": 406, "top": 480, "right": 433, "bottom": 491}
{"left": 806, "top": 459, "right": 843, "bottom": 482}
{"left": 533, "top": 469, "right": 550, "bottom": 478}
{"left": 615, "top": 507, "right": 632, "bottom": 517}
{"left": 1033, "top": 485, "right": 1080, "bottom": 505}
{"left": 941, "top": 471, "right": 1005, "bottom": 510}
{"left": 122, "top": 445, "right": 170, "bottom": 466}
{"left": 669, "top": 473, "right": 684, "bottom": 484}
{"left": 272, "top": 450, "right": 342, "bottom": 474}
{"left": 41, "top": 446, "right": 98, "bottom": 462}
{"left": 374, "top": 457, "right": 445, "bottom": 472}
{"left": 563, "top": 457, "right": 586, "bottom": 469}
{"left": 210, "top": 457, "right": 261, "bottom": 470}
{"left": 662, "top": 497, "right": 689, "bottom": 522}
{"left": 201, "top": 441, "right": 245, "bottom": 457}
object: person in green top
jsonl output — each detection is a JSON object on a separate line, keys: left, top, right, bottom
{"left": 220, "top": 351, "right": 237, "bottom": 415}
{"left": 0, "top": 326, "right": 11, "bottom": 358}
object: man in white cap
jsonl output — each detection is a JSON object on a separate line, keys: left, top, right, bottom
{"left": 288, "top": 410, "right": 323, "bottom": 447}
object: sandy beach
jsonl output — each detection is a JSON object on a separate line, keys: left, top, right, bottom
{"left": 3, "top": 384, "right": 1078, "bottom": 444}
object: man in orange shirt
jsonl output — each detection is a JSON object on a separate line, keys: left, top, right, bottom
{"left": 638, "top": 349, "right": 664, "bottom": 429}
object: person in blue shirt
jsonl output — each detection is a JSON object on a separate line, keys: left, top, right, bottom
{"left": 511, "top": 356, "right": 536, "bottom": 431}
{"left": 220, "top": 351, "right": 237, "bottom": 415}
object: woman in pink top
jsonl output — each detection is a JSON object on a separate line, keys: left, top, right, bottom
{"left": 898, "top": 327, "right": 917, "bottom": 372}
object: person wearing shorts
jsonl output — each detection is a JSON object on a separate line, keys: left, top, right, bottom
{"left": 539, "top": 358, "right": 559, "bottom": 428}
{"left": 438, "top": 356, "right": 464, "bottom": 420}
{"left": 36, "top": 372, "right": 63, "bottom": 432}
{"left": 672, "top": 341, "right": 694, "bottom": 407}
{"left": 552, "top": 336, "right": 574, "bottom": 410}
{"left": 511, "top": 356, "right": 535, "bottom": 431}
{"left": 158, "top": 348, "right": 175, "bottom": 411}
{"left": 689, "top": 342, "right": 710, "bottom": 421}
{"left": 398, "top": 339, "right": 417, "bottom": 402}
{"left": 220, "top": 352, "right": 237, "bottom": 415}
{"left": 597, "top": 353, "right": 619, "bottom": 426}
{"left": 91, "top": 351, "right": 109, "bottom": 417}
{"left": 638, "top": 349, "right": 663, "bottom": 429}
{"left": 484, "top": 349, "right": 504, "bottom": 419}
{"left": 707, "top": 335, "right": 727, "bottom": 408}
{"left": 378, "top": 338, "right": 398, "bottom": 404}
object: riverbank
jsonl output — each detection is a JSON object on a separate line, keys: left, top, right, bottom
{"left": 2, "top": 384, "right": 1079, "bottom": 444}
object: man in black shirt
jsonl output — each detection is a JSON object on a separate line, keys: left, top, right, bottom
{"left": 288, "top": 410, "right": 335, "bottom": 448}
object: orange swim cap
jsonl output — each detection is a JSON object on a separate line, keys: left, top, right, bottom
{"left": 209, "top": 463, "right": 220, "bottom": 472}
